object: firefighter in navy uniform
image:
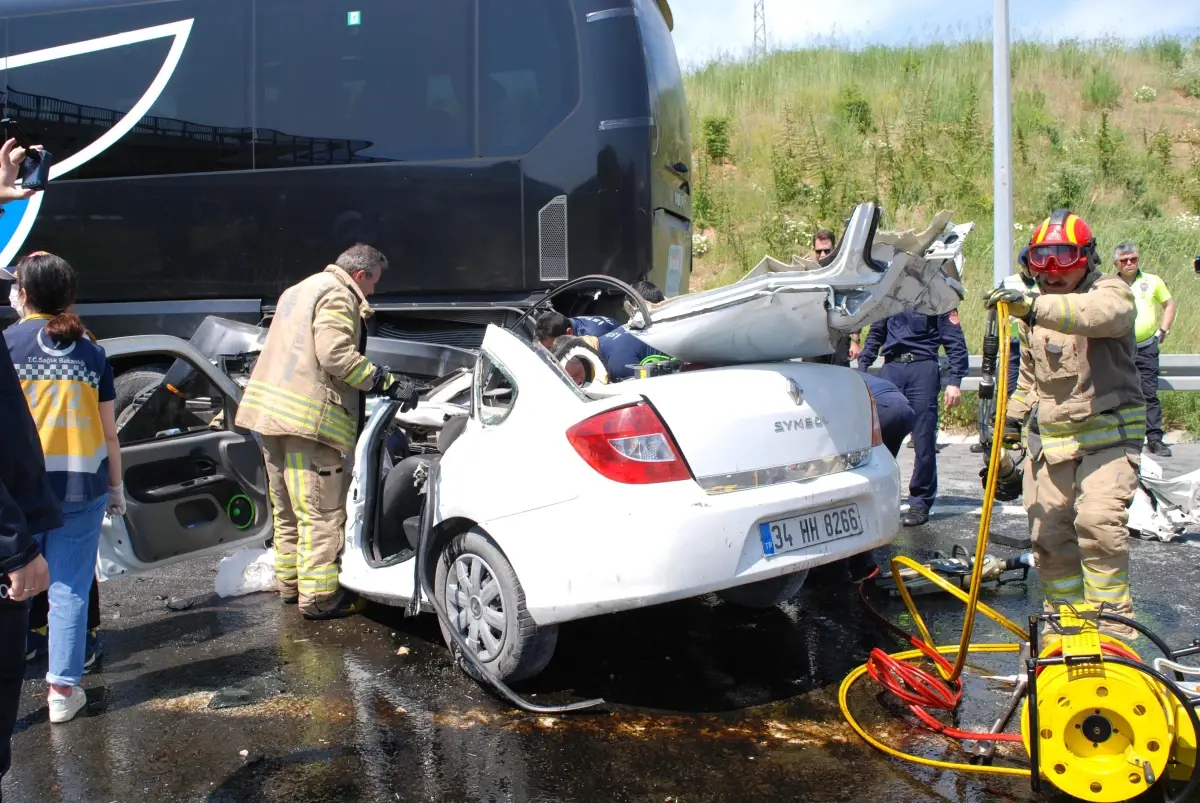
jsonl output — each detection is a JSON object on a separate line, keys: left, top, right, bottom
{"left": 568, "top": 315, "right": 620, "bottom": 338}
{"left": 858, "top": 310, "right": 969, "bottom": 526}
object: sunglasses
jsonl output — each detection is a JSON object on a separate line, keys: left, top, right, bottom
{"left": 1028, "top": 243, "right": 1084, "bottom": 271}
{"left": 1117, "top": 255, "right": 1138, "bottom": 265}
{"left": 814, "top": 248, "right": 832, "bottom": 257}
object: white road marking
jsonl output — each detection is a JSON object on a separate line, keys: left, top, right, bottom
{"left": 932, "top": 504, "right": 1026, "bottom": 517}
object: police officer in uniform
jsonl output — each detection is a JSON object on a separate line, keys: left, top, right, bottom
{"left": 858, "top": 310, "right": 969, "bottom": 526}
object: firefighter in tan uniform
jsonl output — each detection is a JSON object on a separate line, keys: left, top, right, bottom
{"left": 987, "top": 210, "right": 1145, "bottom": 640}
{"left": 235, "top": 245, "right": 420, "bottom": 619}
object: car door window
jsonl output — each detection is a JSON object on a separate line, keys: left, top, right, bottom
{"left": 474, "top": 352, "right": 517, "bottom": 426}
{"left": 117, "top": 357, "right": 231, "bottom": 445}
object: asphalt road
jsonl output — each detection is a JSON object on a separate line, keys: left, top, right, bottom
{"left": 7, "top": 445, "right": 1200, "bottom": 803}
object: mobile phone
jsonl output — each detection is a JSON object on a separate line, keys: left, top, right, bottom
{"left": 0, "top": 118, "right": 52, "bottom": 191}
{"left": 1194, "top": 255, "right": 1200, "bottom": 276}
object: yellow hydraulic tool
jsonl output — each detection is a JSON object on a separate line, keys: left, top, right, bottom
{"left": 839, "top": 301, "right": 1200, "bottom": 802}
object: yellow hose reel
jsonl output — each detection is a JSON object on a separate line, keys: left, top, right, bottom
{"left": 1021, "top": 606, "right": 1193, "bottom": 802}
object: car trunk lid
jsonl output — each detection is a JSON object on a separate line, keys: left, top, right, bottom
{"left": 597, "top": 362, "right": 873, "bottom": 491}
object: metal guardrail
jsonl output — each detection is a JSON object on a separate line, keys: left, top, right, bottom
{"left": 860, "top": 354, "right": 1200, "bottom": 392}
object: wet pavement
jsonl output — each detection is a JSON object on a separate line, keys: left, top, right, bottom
{"left": 8, "top": 444, "right": 1200, "bottom": 802}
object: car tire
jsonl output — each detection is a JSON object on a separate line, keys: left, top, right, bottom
{"left": 113, "top": 368, "right": 167, "bottom": 418}
{"left": 434, "top": 527, "right": 557, "bottom": 682}
{"left": 717, "top": 570, "right": 809, "bottom": 609}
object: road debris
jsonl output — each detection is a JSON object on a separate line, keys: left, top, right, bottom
{"left": 209, "top": 676, "right": 287, "bottom": 710}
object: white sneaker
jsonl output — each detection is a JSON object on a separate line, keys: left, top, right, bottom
{"left": 48, "top": 685, "right": 87, "bottom": 724}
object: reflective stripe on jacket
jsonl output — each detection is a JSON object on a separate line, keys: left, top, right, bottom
{"left": 234, "top": 265, "right": 379, "bottom": 453}
{"left": 4, "top": 315, "right": 115, "bottom": 503}
{"left": 1008, "top": 272, "right": 1144, "bottom": 464}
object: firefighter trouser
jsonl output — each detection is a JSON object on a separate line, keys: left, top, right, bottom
{"left": 1023, "top": 445, "right": 1139, "bottom": 626}
{"left": 260, "top": 435, "right": 349, "bottom": 614}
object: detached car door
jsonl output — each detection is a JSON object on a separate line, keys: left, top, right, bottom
{"left": 97, "top": 335, "right": 270, "bottom": 579}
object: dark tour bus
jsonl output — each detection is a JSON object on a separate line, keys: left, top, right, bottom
{"left": 0, "top": 0, "right": 692, "bottom": 365}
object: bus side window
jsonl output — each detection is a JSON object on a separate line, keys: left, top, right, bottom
{"left": 478, "top": 0, "right": 579, "bottom": 157}
{"left": 254, "top": 0, "right": 474, "bottom": 165}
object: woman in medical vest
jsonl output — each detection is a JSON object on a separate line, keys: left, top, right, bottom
{"left": 2, "top": 252, "right": 123, "bottom": 724}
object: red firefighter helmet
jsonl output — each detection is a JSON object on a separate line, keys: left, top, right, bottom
{"left": 1027, "top": 209, "right": 1097, "bottom": 273}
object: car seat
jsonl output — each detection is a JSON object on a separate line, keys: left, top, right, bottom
{"left": 377, "top": 414, "right": 468, "bottom": 557}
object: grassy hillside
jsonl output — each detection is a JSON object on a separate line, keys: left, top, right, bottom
{"left": 683, "top": 38, "right": 1200, "bottom": 431}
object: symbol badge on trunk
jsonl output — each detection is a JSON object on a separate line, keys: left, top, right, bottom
{"left": 786, "top": 379, "right": 803, "bottom": 405}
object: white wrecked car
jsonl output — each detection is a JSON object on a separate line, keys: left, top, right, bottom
{"left": 95, "top": 203, "right": 969, "bottom": 683}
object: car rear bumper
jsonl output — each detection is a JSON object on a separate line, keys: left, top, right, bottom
{"left": 482, "top": 445, "right": 901, "bottom": 625}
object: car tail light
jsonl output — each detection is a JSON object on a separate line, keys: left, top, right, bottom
{"left": 566, "top": 402, "right": 692, "bottom": 484}
{"left": 869, "top": 392, "right": 883, "bottom": 448}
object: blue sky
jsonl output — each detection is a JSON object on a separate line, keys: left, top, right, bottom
{"left": 669, "top": 0, "right": 1200, "bottom": 67}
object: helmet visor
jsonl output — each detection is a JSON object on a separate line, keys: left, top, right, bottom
{"left": 1028, "top": 243, "right": 1083, "bottom": 271}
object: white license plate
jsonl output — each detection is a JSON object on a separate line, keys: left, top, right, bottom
{"left": 758, "top": 503, "right": 863, "bottom": 556}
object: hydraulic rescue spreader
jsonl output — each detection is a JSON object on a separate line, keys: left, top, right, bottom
{"left": 839, "top": 302, "right": 1200, "bottom": 802}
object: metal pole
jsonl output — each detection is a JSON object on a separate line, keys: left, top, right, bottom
{"left": 992, "top": 0, "right": 1013, "bottom": 287}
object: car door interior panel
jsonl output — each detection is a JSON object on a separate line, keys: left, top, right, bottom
{"left": 100, "top": 335, "right": 273, "bottom": 572}
{"left": 121, "top": 430, "right": 268, "bottom": 564}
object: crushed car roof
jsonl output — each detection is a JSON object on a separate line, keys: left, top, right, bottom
{"left": 628, "top": 203, "right": 969, "bottom": 365}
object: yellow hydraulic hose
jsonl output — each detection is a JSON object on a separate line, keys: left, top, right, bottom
{"left": 839, "top": 301, "right": 1034, "bottom": 778}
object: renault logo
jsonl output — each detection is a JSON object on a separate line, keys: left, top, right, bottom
{"left": 786, "top": 379, "right": 803, "bottom": 405}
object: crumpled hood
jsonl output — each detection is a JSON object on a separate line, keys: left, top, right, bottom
{"left": 628, "top": 203, "right": 969, "bottom": 365}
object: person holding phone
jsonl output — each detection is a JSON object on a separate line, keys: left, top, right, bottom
{"left": 0, "top": 119, "right": 52, "bottom": 191}
{"left": 0, "top": 136, "right": 58, "bottom": 792}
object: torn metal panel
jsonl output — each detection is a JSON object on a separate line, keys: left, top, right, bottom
{"left": 629, "top": 204, "right": 969, "bottom": 365}
{"left": 1128, "top": 454, "right": 1200, "bottom": 542}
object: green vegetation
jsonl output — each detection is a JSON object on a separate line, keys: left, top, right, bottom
{"left": 1082, "top": 66, "right": 1122, "bottom": 109}
{"left": 683, "top": 37, "right": 1200, "bottom": 431}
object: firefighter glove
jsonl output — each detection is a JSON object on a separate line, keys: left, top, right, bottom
{"left": 985, "top": 287, "right": 1035, "bottom": 325}
{"left": 378, "top": 369, "right": 420, "bottom": 412}
{"left": 1002, "top": 417, "right": 1022, "bottom": 446}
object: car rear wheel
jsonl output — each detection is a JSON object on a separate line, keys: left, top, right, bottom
{"left": 434, "top": 527, "right": 557, "bottom": 682}
{"left": 717, "top": 570, "right": 809, "bottom": 609}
